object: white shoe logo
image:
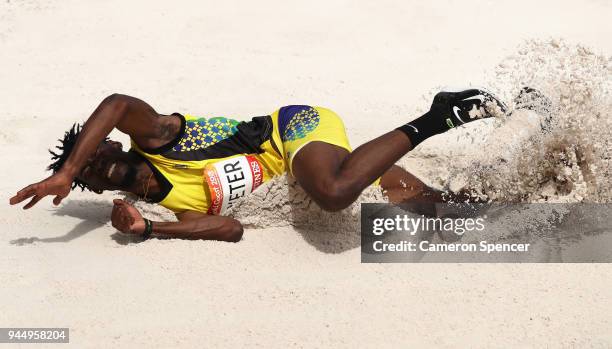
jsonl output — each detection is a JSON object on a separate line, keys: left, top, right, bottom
{"left": 462, "top": 94, "right": 485, "bottom": 103}
{"left": 452, "top": 106, "right": 466, "bottom": 123}
{"left": 407, "top": 124, "right": 419, "bottom": 133}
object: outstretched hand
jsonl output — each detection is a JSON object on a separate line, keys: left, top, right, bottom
{"left": 111, "top": 199, "right": 145, "bottom": 235}
{"left": 9, "top": 172, "right": 73, "bottom": 209}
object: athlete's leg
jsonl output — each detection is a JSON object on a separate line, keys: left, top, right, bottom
{"left": 292, "top": 88, "right": 507, "bottom": 211}
{"left": 292, "top": 131, "right": 412, "bottom": 211}
{"left": 379, "top": 164, "right": 443, "bottom": 203}
{"left": 293, "top": 137, "right": 476, "bottom": 211}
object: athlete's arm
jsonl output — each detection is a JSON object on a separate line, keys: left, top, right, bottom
{"left": 10, "top": 94, "right": 176, "bottom": 208}
{"left": 111, "top": 199, "right": 244, "bottom": 242}
{"left": 57, "top": 93, "right": 175, "bottom": 178}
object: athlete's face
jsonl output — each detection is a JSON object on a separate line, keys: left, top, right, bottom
{"left": 77, "top": 141, "right": 139, "bottom": 193}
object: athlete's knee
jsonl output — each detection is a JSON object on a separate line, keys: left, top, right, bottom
{"left": 312, "top": 180, "right": 357, "bottom": 212}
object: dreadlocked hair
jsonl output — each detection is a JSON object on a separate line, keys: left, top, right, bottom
{"left": 47, "top": 123, "right": 109, "bottom": 191}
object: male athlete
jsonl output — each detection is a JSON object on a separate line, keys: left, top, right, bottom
{"left": 10, "top": 88, "right": 510, "bottom": 242}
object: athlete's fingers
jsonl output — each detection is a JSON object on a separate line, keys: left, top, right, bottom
{"left": 118, "top": 201, "right": 135, "bottom": 225}
{"left": 114, "top": 209, "right": 128, "bottom": 232}
{"left": 111, "top": 205, "right": 121, "bottom": 229}
{"left": 111, "top": 200, "right": 137, "bottom": 233}
{"left": 119, "top": 207, "right": 129, "bottom": 227}
{"left": 53, "top": 195, "right": 64, "bottom": 206}
{"left": 9, "top": 185, "right": 38, "bottom": 205}
{"left": 111, "top": 216, "right": 123, "bottom": 232}
{"left": 116, "top": 205, "right": 124, "bottom": 221}
{"left": 112, "top": 200, "right": 125, "bottom": 228}
{"left": 16, "top": 184, "right": 36, "bottom": 195}
{"left": 23, "top": 195, "right": 42, "bottom": 210}
{"left": 123, "top": 208, "right": 135, "bottom": 227}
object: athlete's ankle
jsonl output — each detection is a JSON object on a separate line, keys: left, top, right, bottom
{"left": 396, "top": 110, "right": 446, "bottom": 147}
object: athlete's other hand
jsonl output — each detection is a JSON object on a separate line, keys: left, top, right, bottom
{"left": 111, "top": 199, "right": 145, "bottom": 235}
{"left": 9, "top": 171, "right": 73, "bottom": 209}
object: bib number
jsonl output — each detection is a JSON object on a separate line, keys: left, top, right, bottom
{"left": 204, "top": 156, "right": 264, "bottom": 215}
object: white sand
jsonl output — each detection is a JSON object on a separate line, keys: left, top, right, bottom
{"left": 1, "top": 0, "right": 611, "bottom": 347}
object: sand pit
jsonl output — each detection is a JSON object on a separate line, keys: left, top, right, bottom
{"left": 1, "top": 0, "right": 611, "bottom": 347}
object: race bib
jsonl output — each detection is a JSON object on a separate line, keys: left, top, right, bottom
{"left": 204, "top": 155, "right": 264, "bottom": 215}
